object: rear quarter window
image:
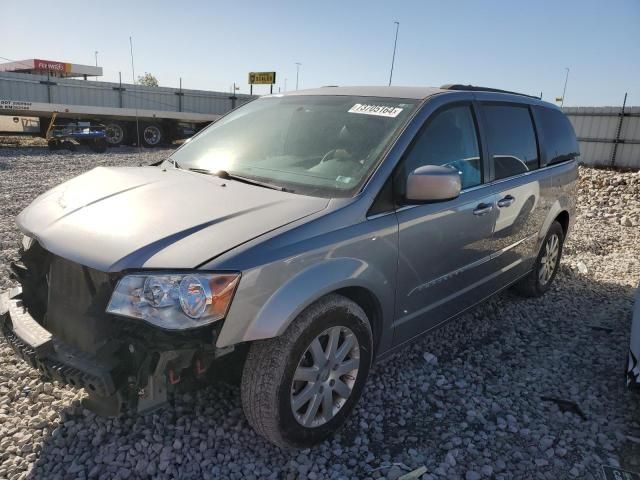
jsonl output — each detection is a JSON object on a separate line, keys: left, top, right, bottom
{"left": 535, "top": 107, "right": 580, "bottom": 166}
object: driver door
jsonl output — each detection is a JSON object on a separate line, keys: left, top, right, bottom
{"left": 393, "top": 102, "right": 499, "bottom": 346}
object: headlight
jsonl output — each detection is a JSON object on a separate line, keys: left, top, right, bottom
{"left": 106, "top": 272, "right": 240, "bottom": 330}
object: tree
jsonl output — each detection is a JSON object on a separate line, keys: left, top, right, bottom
{"left": 137, "top": 72, "right": 159, "bottom": 87}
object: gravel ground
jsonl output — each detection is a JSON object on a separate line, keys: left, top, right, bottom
{"left": 0, "top": 146, "right": 639, "bottom": 480}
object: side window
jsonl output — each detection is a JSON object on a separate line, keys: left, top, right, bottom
{"left": 535, "top": 107, "right": 580, "bottom": 166}
{"left": 482, "top": 104, "right": 539, "bottom": 180}
{"left": 403, "top": 105, "right": 482, "bottom": 189}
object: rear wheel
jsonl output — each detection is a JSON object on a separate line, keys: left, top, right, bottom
{"left": 514, "top": 221, "right": 564, "bottom": 297}
{"left": 241, "top": 294, "right": 373, "bottom": 448}
{"left": 141, "top": 123, "right": 163, "bottom": 147}
{"left": 104, "top": 122, "right": 127, "bottom": 147}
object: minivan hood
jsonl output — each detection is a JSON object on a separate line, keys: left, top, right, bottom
{"left": 17, "top": 166, "right": 329, "bottom": 272}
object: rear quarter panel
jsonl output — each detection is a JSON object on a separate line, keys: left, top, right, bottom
{"left": 535, "top": 160, "right": 578, "bottom": 252}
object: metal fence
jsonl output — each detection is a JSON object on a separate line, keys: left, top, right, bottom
{"left": 0, "top": 71, "right": 255, "bottom": 116}
{"left": 563, "top": 100, "right": 640, "bottom": 169}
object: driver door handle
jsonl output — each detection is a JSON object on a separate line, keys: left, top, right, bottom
{"left": 473, "top": 203, "right": 493, "bottom": 216}
{"left": 497, "top": 195, "right": 516, "bottom": 208}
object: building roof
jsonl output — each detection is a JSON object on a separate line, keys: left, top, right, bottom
{"left": 0, "top": 59, "right": 102, "bottom": 78}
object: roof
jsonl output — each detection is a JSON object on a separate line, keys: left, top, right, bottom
{"left": 275, "top": 85, "right": 547, "bottom": 105}
{"left": 277, "top": 86, "right": 446, "bottom": 99}
{"left": 0, "top": 59, "right": 102, "bottom": 78}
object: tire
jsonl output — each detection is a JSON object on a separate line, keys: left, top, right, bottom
{"left": 241, "top": 294, "right": 373, "bottom": 448}
{"left": 91, "top": 138, "right": 108, "bottom": 153}
{"left": 61, "top": 140, "right": 76, "bottom": 152}
{"left": 104, "top": 122, "right": 127, "bottom": 147}
{"left": 47, "top": 139, "right": 59, "bottom": 151}
{"left": 141, "top": 123, "right": 163, "bottom": 148}
{"left": 514, "top": 220, "right": 564, "bottom": 297}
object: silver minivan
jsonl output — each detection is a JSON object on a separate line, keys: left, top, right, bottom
{"left": 1, "top": 85, "right": 578, "bottom": 448}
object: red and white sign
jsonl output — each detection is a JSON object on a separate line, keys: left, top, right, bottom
{"left": 33, "top": 59, "right": 69, "bottom": 73}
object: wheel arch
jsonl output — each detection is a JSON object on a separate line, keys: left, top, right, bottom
{"left": 555, "top": 210, "right": 570, "bottom": 237}
{"left": 333, "top": 286, "right": 384, "bottom": 359}
{"left": 216, "top": 258, "right": 393, "bottom": 356}
{"left": 535, "top": 197, "right": 572, "bottom": 254}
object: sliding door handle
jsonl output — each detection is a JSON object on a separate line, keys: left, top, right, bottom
{"left": 473, "top": 203, "right": 493, "bottom": 216}
{"left": 497, "top": 195, "right": 515, "bottom": 208}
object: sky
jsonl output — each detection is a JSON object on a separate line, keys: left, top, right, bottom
{"left": 2, "top": 0, "right": 639, "bottom": 106}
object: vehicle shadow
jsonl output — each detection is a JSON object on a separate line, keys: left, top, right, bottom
{"left": 23, "top": 266, "right": 640, "bottom": 479}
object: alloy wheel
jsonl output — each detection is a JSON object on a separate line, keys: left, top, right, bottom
{"left": 290, "top": 326, "right": 360, "bottom": 428}
{"left": 539, "top": 233, "right": 559, "bottom": 285}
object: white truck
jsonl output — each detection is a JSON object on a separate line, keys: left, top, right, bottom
{"left": 0, "top": 70, "right": 254, "bottom": 147}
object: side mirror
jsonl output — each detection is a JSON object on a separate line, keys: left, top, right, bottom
{"left": 406, "top": 165, "right": 461, "bottom": 202}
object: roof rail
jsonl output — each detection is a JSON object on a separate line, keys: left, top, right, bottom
{"left": 441, "top": 84, "right": 541, "bottom": 100}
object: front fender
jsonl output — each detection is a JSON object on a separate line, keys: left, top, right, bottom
{"left": 216, "top": 257, "right": 392, "bottom": 348}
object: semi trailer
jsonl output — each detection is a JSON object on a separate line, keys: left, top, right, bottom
{"left": 0, "top": 69, "right": 255, "bottom": 147}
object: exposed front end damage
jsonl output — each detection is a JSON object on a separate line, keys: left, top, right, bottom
{"left": 0, "top": 241, "right": 236, "bottom": 417}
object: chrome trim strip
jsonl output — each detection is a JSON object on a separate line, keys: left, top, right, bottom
{"left": 491, "top": 233, "right": 536, "bottom": 258}
{"left": 366, "top": 210, "right": 396, "bottom": 220}
{"left": 393, "top": 257, "right": 523, "bottom": 329}
{"left": 405, "top": 233, "right": 535, "bottom": 298}
{"left": 407, "top": 253, "right": 493, "bottom": 296}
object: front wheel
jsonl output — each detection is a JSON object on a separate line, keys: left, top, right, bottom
{"left": 514, "top": 220, "right": 564, "bottom": 297}
{"left": 241, "top": 294, "right": 373, "bottom": 448}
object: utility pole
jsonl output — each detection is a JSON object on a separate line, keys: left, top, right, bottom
{"left": 389, "top": 21, "right": 400, "bottom": 86}
{"left": 129, "top": 36, "right": 141, "bottom": 151}
{"left": 560, "top": 67, "right": 569, "bottom": 107}
{"left": 94, "top": 50, "right": 98, "bottom": 67}
{"left": 230, "top": 82, "right": 238, "bottom": 109}
{"left": 295, "top": 63, "right": 302, "bottom": 90}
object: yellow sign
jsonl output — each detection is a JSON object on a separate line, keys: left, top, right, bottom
{"left": 249, "top": 72, "right": 276, "bottom": 85}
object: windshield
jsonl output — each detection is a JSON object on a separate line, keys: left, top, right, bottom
{"left": 169, "top": 95, "right": 419, "bottom": 197}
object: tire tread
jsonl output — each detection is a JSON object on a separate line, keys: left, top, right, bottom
{"left": 514, "top": 221, "right": 564, "bottom": 297}
{"left": 241, "top": 294, "right": 369, "bottom": 448}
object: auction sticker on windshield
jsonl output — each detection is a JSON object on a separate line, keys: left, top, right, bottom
{"left": 348, "top": 104, "right": 403, "bottom": 118}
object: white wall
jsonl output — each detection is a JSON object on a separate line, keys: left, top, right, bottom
{"left": 563, "top": 106, "right": 640, "bottom": 169}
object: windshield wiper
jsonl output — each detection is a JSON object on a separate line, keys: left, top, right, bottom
{"left": 188, "top": 168, "right": 291, "bottom": 192}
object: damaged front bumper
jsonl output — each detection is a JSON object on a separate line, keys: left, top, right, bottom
{"left": 1, "top": 288, "right": 116, "bottom": 398}
{"left": 1, "top": 256, "right": 235, "bottom": 417}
